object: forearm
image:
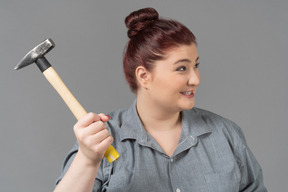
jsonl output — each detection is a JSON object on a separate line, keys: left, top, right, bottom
{"left": 54, "top": 151, "right": 101, "bottom": 192}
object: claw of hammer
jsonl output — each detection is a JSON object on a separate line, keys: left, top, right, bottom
{"left": 14, "top": 38, "right": 120, "bottom": 163}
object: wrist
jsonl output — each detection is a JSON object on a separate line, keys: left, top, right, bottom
{"left": 76, "top": 149, "right": 102, "bottom": 168}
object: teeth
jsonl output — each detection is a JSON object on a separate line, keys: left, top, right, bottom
{"left": 182, "top": 91, "right": 192, "bottom": 95}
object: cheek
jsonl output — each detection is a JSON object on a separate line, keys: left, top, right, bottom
{"left": 165, "top": 77, "right": 188, "bottom": 95}
{"left": 151, "top": 73, "right": 170, "bottom": 87}
{"left": 174, "top": 75, "right": 189, "bottom": 86}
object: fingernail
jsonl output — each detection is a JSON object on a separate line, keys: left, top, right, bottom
{"left": 107, "top": 115, "right": 111, "bottom": 120}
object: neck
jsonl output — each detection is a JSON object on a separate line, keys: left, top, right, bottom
{"left": 136, "top": 94, "right": 181, "bottom": 132}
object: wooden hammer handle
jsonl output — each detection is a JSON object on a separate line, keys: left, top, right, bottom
{"left": 43, "top": 67, "right": 87, "bottom": 120}
{"left": 43, "top": 66, "right": 120, "bottom": 163}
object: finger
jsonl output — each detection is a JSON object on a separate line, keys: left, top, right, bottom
{"left": 76, "top": 112, "right": 101, "bottom": 128}
{"left": 98, "top": 113, "right": 111, "bottom": 122}
{"left": 92, "top": 135, "right": 114, "bottom": 153}
{"left": 89, "top": 128, "right": 111, "bottom": 144}
{"left": 83, "top": 128, "right": 111, "bottom": 151}
{"left": 84, "top": 120, "right": 107, "bottom": 136}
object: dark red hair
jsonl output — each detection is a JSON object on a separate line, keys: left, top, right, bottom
{"left": 123, "top": 7, "right": 197, "bottom": 92}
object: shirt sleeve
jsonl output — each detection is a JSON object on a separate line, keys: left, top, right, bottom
{"left": 54, "top": 142, "right": 104, "bottom": 191}
{"left": 239, "top": 146, "right": 267, "bottom": 192}
{"left": 231, "top": 124, "right": 267, "bottom": 192}
{"left": 55, "top": 143, "right": 78, "bottom": 186}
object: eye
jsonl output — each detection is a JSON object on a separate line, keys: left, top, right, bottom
{"left": 194, "top": 62, "right": 200, "bottom": 69}
{"left": 176, "top": 66, "right": 187, "bottom": 71}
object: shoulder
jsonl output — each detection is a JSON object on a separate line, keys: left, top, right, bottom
{"left": 187, "top": 107, "right": 239, "bottom": 128}
{"left": 189, "top": 107, "right": 239, "bottom": 126}
{"left": 108, "top": 108, "right": 129, "bottom": 125}
{"left": 186, "top": 107, "right": 247, "bottom": 145}
{"left": 186, "top": 108, "right": 251, "bottom": 166}
{"left": 105, "top": 107, "right": 135, "bottom": 138}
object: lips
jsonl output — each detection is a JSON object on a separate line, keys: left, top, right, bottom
{"left": 181, "top": 91, "right": 193, "bottom": 95}
{"left": 180, "top": 90, "right": 194, "bottom": 96}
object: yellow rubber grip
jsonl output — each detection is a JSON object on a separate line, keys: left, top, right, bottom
{"left": 104, "top": 145, "right": 120, "bottom": 163}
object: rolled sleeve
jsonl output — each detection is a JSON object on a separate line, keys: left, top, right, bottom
{"left": 239, "top": 147, "right": 267, "bottom": 192}
{"left": 55, "top": 143, "right": 78, "bottom": 186}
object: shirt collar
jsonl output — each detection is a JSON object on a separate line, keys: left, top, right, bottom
{"left": 181, "top": 108, "right": 213, "bottom": 138}
{"left": 119, "top": 99, "right": 147, "bottom": 142}
{"left": 119, "top": 100, "right": 212, "bottom": 143}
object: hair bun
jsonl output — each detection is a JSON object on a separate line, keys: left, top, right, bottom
{"left": 125, "top": 7, "right": 159, "bottom": 38}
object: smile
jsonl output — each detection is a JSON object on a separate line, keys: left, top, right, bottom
{"left": 180, "top": 91, "right": 194, "bottom": 96}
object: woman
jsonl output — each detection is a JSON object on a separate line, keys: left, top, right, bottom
{"left": 54, "top": 7, "right": 266, "bottom": 192}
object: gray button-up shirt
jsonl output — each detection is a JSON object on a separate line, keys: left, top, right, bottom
{"left": 56, "top": 100, "right": 267, "bottom": 192}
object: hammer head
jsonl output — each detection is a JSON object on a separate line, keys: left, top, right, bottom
{"left": 14, "top": 38, "right": 55, "bottom": 70}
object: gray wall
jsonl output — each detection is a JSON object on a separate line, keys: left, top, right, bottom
{"left": 1, "top": 0, "right": 287, "bottom": 191}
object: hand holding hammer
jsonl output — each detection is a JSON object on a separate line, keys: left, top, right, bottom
{"left": 14, "top": 39, "right": 120, "bottom": 163}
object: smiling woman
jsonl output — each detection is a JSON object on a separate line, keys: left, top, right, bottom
{"left": 54, "top": 7, "right": 267, "bottom": 192}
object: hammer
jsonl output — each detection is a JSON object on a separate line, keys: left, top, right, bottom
{"left": 14, "top": 38, "right": 120, "bottom": 163}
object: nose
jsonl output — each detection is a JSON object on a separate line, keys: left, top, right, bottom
{"left": 188, "top": 69, "right": 200, "bottom": 86}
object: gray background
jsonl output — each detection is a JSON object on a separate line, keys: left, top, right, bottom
{"left": 0, "top": 0, "right": 287, "bottom": 191}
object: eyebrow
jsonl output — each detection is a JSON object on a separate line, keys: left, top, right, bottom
{"left": 174, "top": 56, "right": 199, "bottom": 65}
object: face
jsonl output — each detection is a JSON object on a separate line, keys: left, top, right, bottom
{"left": 145, "top": 44, "right": 200, "bottom": 113}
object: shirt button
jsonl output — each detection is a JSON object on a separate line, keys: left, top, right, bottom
{"left": 170, "top": 158, "right": 174, "bottom": 162}
{"left": 176, "top": 188, "right": 181, "bottom": 192}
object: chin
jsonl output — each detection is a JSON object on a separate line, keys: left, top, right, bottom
{"left": 181, "top": 105, "right": 195, "bottom": 111}
{"left": 178, "top": 102, "right": 195, "bottom": 111}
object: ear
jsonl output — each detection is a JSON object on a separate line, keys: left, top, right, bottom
{"left": 135, "top": 66, "right": 151, "bottom": 89}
